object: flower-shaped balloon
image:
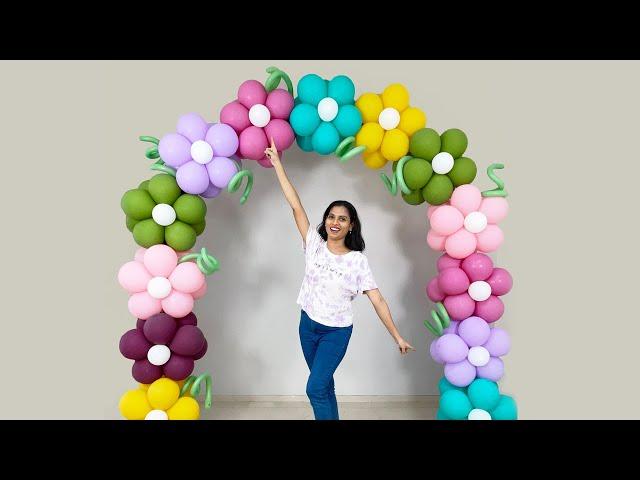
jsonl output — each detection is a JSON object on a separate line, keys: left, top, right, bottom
{"left": 429, "top": 316, "right": 510, "bottom": 387}
{"left": 436, "top": 377, "right": 517, "bottom": 420}
{"left": 118, "top": 245, "right": 212, "bottom": 319}
{"left": 398, "top": 128, "right": 477, "bottom": 206}
{"left": 288, "top": 74, "right": 363, "bottom": 157}
{"left": 220, "top": 75, "right": 295, "bottom": 168}
{"left": 120, "top": 312, "right": 208, "bottom": 383}
{"left": 157, "top": 113, "right": 240, "bottom": 196}
{"left": 427, "top": 184, "right": 509, "bottom": 259}
{"left": 355, "top": 84, "right": 426, "bottom": 169}
{"left": 121, "top": 174, "right": 207, "bottom": 251}
{"left": 119, "top": 377, "right": 203, "bottom": 420}
{"left": 426, "top": 253, "right": 512, "bottom": 322}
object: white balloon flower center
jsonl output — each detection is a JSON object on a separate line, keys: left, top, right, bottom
{"left": 191, "top": 140, "right": 214, "bottom": 165}
{"left": 468, "top": 408, "right": 492, "bottom": 420}
{"left": 147, "top": 276, "right": 172, "bottom": 299}
{"left": 151, "top": 204, "right": 176, "bottom": 227}
{"left": 147, "top": 344, "right": 171, "bottom": 366}
{"left": 464, "top": 211, "right": 488, "bottom": 233}
{"left": 467, "top": 346, "right": 490, "bottom": 367}
{"left": 432, "top": 152, "right": 455, "bottom": 174}
{"left": 249, "top": 104, "right": 271, "bottom": 128}
{"left": 378, "top": 107, "right": 400, "bottom": 130}
{"left": 317, "top": 97, "right": 339, "bottom": 122}
{"left": 468, "top": 281, "right": 492, "bottom": 302}
{"left": 145, "top": 409, "right": 169, "bottom": 420}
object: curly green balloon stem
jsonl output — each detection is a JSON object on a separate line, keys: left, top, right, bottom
{"left": 179, "top": 248, "right": 220, "bottom": 276}
{"left": 335, "top": 137, "right": 366, "bottom": 163}
{"left": 145, "top": 146, "right": 160, "bottom": 160}
{"left": 264, "top": 66, "right": 294, "bottom": 96}
{"left": 227, "top": 169, "right": 254, "bottom": 205}
{"left": 150, "top": 159, "right": 177, "bottom": 177}
{"left": 139, "top": 135, "right": 160, "bottom": 146}
{"left": 181, "top": 374, "right": 213, "bottom": 409}
{"left": 380, "top": 156, "right": 412, "bottom": 196}
{"left": 424, "top": 302, "right": 451, "bottom": 337}
{"left": 482, "top": 163, "right": 508, "bottom": 198}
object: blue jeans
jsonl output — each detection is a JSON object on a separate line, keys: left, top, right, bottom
{"left": 299, "top": 310, "right": 353, "bottom": 420}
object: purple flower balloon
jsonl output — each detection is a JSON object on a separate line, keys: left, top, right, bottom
{"left": 158, "top": 113, "right": 240, "bottom": 197}
{"left": 430, "top": 316, "right": 511, "bottom": 387}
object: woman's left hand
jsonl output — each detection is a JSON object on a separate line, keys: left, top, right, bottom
{"left": 396, "top": 337, "right": 415, "bottom": 355}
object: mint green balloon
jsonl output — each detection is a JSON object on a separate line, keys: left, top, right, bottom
{"left": 409, "top": 128, "right": 440, "bottom": 161}
{"left": 438, "top": 377, "right": 464, "bottom": 395}
{"left": 192, "top": 221, "right": 206, "bottom": 236}
{"left": 133, "top": 219, "right": 164, "bottom": 247}
{"left": 165, "top": 221, "right": 196, "bottom": 252}
{"left": 297, "top": 74, "right": 327, "bottom": 106}
{"left": 401, "top": 189, "right": 425, "bottom": 206}
{"left": 468, "top": 379, "right": 500, "bottom": 412}
{"left": 441, "top": 128, "right": 468, "bottom": 159}
{"left": 174, "top": 194, "right": 207, "bottom": 225}
{"left": 403, "top": 158, "right": 433, "bottom": 190}
{"left": 126, "top": 216, "right": 138, "bottom": 233}
{"left": 148, "top": 174, "right": 182, "bottom": 205}
{"left": 491, "top": 395, "right": 518, "bottom": 420}
{"left": 422, "top": 174, "right": 454, "bottom": 205}
{"left": 449, "top": 157, "right": 477, "bottom": 187}
{"left": 440, "top": 390, "right": 472, "bottom": 420}
{"left": 121, "top": 189, "right": 155, "bottom": 221}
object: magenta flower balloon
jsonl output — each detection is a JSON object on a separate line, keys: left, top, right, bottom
{"left": 426, "top": 252, "right": 513, "bottom": 323}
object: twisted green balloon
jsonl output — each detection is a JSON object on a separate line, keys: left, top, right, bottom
{"left": 227, "top": 169, "right": 254, "bottom": 205}
{"left": 264, "top": 66, "right": 294, "bottom": 95}
{"left": 423, "top": 302, "right": 451, "bottom": 337}
{"left": 380, "top": 156, "right": 412, "bottom": 196}
{"left": 179, "top": 248, "right": 220, "bottom": 275}
{"left": 335, "top": 136, "right": 366, "bottom": 163}
{"left": 482, "top": 163, "right": 508, "bottom": 197}
{"left": 180, "top": 373, "right": 213, "bottom": 409}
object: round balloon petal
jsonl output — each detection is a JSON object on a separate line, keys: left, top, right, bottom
{"left": 429, "top": 205, "right": 464, "bottom": 236}
{"left": 468, "top": 379, "right": 500, "bottom": 411}
{"left": 355, "top": 122, "right": 384, "bottom": 153}
{"left": 492, "top": 395, "right": 518, "bottom": 420}
{"left": 144, "top": 244, "right": 178, "bottom": 278}
{"left": 445, "top": 229, "right": 478, "bottom": 259}
{"left": 170, "top": 325, "right": 205, "bottom": 356}
{"left": 207, "top": 156, "right": 238, "bottom": 189}
{"left": 437, "top": 254, "right": 461, "bottom": 272}
{"left": 450, "top": 184, "right": 482, "bottom": 215}
{"left": 461, "top": 253, "right": 494, "bottom": 281}
{"left": 289, "top": 103, "right": 321, "bottom": 137}
{"left": 427, "top": 205, "right": 438, "bottom": 220}
{"left": 438, "top": 267, "right": 470, "bottom": 296}
{"left": 483, "top": 328, "right": 511, "bottom": 357}
{"left": 429, "top": 339, "right": 443, "bottom": 363}
{"left": 128, "top": 292, "right": 162, "bottom": 320}
{"left": 177, "top": 113, "right": 208, "bottom": 143}
{"left": 475, "top": 295, "right": 504, "bottom": 323}
{"left": 332, "top": 104, "right": 362, "bottom": 137}
{"left": 143, "top": 312, "right": 178, "bottom": 345}
{"left": 118, "top": 261, "right": 151, "bottom": 293}
{"left": 176, "top": 162, "right": 210, "bottom": 195}
{"left": 458, "top": 316, "right": 491, "bottom": 347}
{"left": 169, "top": 262, "right": 205, "bottom": 294}
{"left": 449, "top": 157, "right": 477, "bottom": 187}
{"left": 487, "top": 268, "right": 513, "bottom": 296}
{"left": 163, "top": 354, "right": 194, "bottom": 381}
{"left": 219, "top": 101, "right": 250, "bottom": 134}
{"left": 134, "top": 248, "right": 146, "bottom": 263}
{"left": 399, "top": 107, "right": 426, "bottom": 136}
{"left": 440, "top": 129, "right": 468, "bottom": 159}
{"left": 176, "top": 312, "right": 198, "bottom": 327}
{"left": 426, "top": 276, "right": 445, "bottom": 302}
{"left": 355, "top": 93, "right": 383, "bottom": 123}
{"left": 192, "top": 281, "right": 207, "bottom": 299}
{"left": 480, "top": 197, "right": 509, "bottom": 224}
{"left": 426, "top": 229, "right": 446, "bottom": 251}
{"left": 205, "top": 123, "right": 239, "bottom": 158}
{"left": 162, "top": 290, "right": 195, "bottom": 318}
{"left": 119, "top": 389, "right": 152, "bottom": 420}
{"left": 381, "top": 84, "right": 409, "bottom": 111}
{"left": 442, "top": 320, "right": 459, "bottom": 335}
{"left": 132, "top": 359, "right": 163, "bottom": 384}
{"left": 444, "top": 360, "right": 476, "bottom": 388}
{"left": 193, "top": 338, "right": 208, "bottom": 360}
{"left": 173, "top": 195, "right": 206, "bottom": 225}
{"left": 264, "top": 119, "right": 295, "bottom": 151}
{"left": 239, "top": 126, "right": 268, "bottom": 160}
{"left": 119, "top": 329, "right": 152, "bottom": 360}
{"left": 410, "top": 128, "right": 440, "bottom": 160}
{"left": 443, "top": 293, "right": 476, "bottom": 321}
{"left": 158, "top": 133, "right": 192, "bottom": 168}
{"left": 439, "top": 389, "right": 473, "bottom": 420}
{"left": 476, "top": 225, "right": 504, "bottom": 253}
{"left": 436, "top": 334, "right": 469, "bottom": 363}
{"left": 328, "top": 75, "right": 355, "bottom": 105}
{"left": 200, "top": 183, "right": 222, "bottom": 198}
{"left": 265, "top": 88, "right": 294, "bottom": 119}
{"left": 363, "top": 151, "right": 387, "bottom": 170}
{"left": 297, "top": 74, "right": 327, "bottom": 106}
{"left": 311, "top": 122, "right": 340, "bottom": 155}
{"left": 380, "top": 128, "right": 409, "bottom": 162}
{"left": 237, "top": 79, "right": 267, "bottom": 109}
{"left": 476, "top": 357, "right": 504, "bottom": 382}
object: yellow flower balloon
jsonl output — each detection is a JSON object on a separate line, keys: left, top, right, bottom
{"left": 118, "top": 377, "right": 201, "bottom": 420}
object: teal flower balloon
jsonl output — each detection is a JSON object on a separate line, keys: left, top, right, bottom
{"left": 290, "top": 74, "right": 363, "bottom": 156}
{"left": 436, "top": 377, "right": 517, "bottom": 420}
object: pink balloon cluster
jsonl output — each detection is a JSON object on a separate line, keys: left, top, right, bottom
{"left": 220, "top": 80, "right": 295, "bottom": 168}
{"left": 430, "top": 316, "right": 511, "bottom": 387}
{"left": 427, "top": 185, "right": 509, "bottom": 259}
{"left": 426, "top": 253, "right": 512, "bottom": 322}
{"left": 118, "top": 245, "right": 207, "bottom": 320}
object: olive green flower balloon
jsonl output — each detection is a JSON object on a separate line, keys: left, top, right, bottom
{"left": 121, "top": 174, "right": 207, "bottom": 251}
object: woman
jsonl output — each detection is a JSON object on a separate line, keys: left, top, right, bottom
{"left": 264, "top": 139, "right": 415, "bottom": 421}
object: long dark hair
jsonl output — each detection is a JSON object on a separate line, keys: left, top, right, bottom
{"left": 317, "top": 200, "right": 365, "bottom": 252}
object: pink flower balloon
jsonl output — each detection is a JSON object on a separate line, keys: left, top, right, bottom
{"left": 426, "top": 253, "right": 513, "bottom": 323}
{"left": 220, "top": 79, "right": 295, "bottom": 167}
{"left": 427, "top": 185, "right": 509, "bottom": 259}
{"left": 118, "top": 244, "right": 206, "bottom": 319}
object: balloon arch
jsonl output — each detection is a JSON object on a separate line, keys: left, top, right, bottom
{"left": 117, "top": 67, "right": 516, "bottom": 421}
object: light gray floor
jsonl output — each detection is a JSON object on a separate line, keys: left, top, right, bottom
{"left": 202, "top": 396, "right": 438, "bottom": 420}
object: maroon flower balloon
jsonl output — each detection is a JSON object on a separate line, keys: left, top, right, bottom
{"left": 120, "top": 312, "right": 208, "bottom": 384}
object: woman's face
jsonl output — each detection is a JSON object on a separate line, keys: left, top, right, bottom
{"left": 325, "top": 206, "right": 352, "bottom": 242}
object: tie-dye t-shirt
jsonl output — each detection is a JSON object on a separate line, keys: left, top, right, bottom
{"left": 296, "top": 224, "right": 378, "bottom": 327}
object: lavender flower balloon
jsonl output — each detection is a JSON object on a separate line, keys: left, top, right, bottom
{"left": 159, "top": 113, "right": 240, "bottom": 197}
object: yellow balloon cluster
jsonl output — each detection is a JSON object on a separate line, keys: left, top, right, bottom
{"left": 119, "top": 377, "right": 200, "bottom": 420}
{"left": 355, "top": 84, "right": 426, "bottom": 169}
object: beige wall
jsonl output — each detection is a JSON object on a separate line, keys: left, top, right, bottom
{"left": 1, "top": 60, "right": 638, "bottom": 419}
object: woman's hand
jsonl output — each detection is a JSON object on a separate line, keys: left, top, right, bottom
{"left": 396, "top": 337, "right": 415, "bottom": 355}
{"left": 264, "top": 138, "right": 281, "bottom": 167}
